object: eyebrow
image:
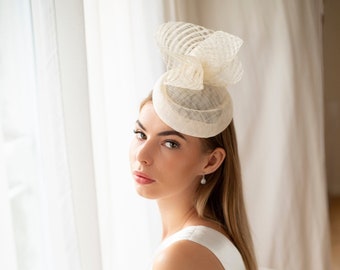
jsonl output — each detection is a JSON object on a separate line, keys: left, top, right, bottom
{"left": 136, "top": 120, "right": 187, "bottom": 141}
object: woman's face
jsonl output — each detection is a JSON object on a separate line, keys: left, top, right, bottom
{"left": 129, "top": 102, "right": 210, "bottom": 201}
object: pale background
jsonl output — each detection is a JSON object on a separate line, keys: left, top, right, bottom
{"left": 0, "top": 0, "right": 339, "bottom": 270}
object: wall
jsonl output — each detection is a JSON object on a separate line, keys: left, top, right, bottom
{"left": 323, "top": 0, "right": 340, "bottom": 196}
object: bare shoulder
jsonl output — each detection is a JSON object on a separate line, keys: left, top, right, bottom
{"left": 152, "top": 240, "right": 224, "bottom": 270}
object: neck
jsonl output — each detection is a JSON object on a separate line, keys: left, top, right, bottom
{"left": 157, "top": 196, "right": 198, "bottom": 239}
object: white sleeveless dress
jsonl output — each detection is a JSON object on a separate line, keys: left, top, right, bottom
{"left": 151, "top": 225, "right": 246, "bottom": 270}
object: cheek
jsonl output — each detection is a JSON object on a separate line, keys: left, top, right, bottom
{"left": 164, "top": 155, "right": 200, "bottom": 177}
{"left": 180, "top": 153, "right": 207, "bottom": 177}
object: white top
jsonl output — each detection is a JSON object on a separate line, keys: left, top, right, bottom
{"left": 153, "top": 225, "right": 246, "bottom": 270}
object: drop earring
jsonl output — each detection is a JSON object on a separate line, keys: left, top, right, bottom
{"left": 200, "top": 175, "right": 207, "bottom": 185}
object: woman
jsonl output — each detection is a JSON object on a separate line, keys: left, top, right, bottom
{"left": 129, "top": 22, "right": 257, "bottom": 270}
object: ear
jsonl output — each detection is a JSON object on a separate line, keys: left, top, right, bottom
{"left": 202, "top": 147, "right": 226, "bottom": 175}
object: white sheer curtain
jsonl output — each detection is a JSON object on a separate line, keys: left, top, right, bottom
{"left": 83, "top": 1, "right": 164, "bottom": 269}
{"left": 1, "top": 0, "right": 165, "bottom": 269}
{"left": 0, "top": 0, "right": 101, "bottom": 269}
{"left": 0, "top": 1, "right": 81, "bottom": 269}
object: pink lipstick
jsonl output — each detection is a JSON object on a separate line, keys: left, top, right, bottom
{"left": 133, "top": 171, "right": 155, "bottom": 185}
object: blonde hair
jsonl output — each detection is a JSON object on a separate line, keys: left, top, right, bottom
{"left": 198, "top": 121, "right": 257, "bottom": 270}
{"left": 140, "top": 92, "right": 257, "bottom": 270}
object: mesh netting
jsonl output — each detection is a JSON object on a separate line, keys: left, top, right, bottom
{"left": 152, "top": 22, "right": 243, "bottom": 138}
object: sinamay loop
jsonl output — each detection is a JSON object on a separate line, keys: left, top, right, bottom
{"left": 152, "top": 21, "right": 244, "bottom": 138}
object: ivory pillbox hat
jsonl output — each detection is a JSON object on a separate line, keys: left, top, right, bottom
{"left": 152, "top": 22, "right": 243, "bottom": 138}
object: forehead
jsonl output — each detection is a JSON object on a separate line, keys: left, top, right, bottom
{"left": 139, "top": 102, "right": 169, "bottom": 128}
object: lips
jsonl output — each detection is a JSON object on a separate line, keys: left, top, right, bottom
{"left": 133, "top": 171, "right": 155, "bottom": 185}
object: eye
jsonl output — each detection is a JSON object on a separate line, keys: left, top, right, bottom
{"left": 133, "top": 130, "right": 146, "bottom": 140}
{"left": 164, "top": 140, "right": 180, "bottom": 149}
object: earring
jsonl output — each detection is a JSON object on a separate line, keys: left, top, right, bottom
{"left": 200, "top": 175, "right": 207, "bottom": 185}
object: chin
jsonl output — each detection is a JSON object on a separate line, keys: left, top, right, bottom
{"left": 135, "top": 186, "right": 158, "bottom": 200}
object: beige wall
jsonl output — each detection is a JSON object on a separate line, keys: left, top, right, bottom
{"left": 324, "top": 0, "right": 340, "bottom": 195}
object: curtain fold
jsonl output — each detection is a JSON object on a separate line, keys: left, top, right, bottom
{"left": 0, "top": 0, "right": 90, "bottom": 269}
{"left": 30, "top": 0, "right": 83, "bottom": 269}
{"left": 83, "top": 1, "right": 164, "bottom": 269}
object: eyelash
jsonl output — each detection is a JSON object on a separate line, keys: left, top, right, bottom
{"left": 133, "top": 130, "right": 181, "bottom": 149}
{"left": 133, "top": 129, "right": 146, "bottom": 140}
{"left": 164, "top": 140, "right": 180, "bottom": 149}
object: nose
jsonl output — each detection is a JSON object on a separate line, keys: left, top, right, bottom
{"left": 135, "top": 140, "right": 153, "bottom": 166}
